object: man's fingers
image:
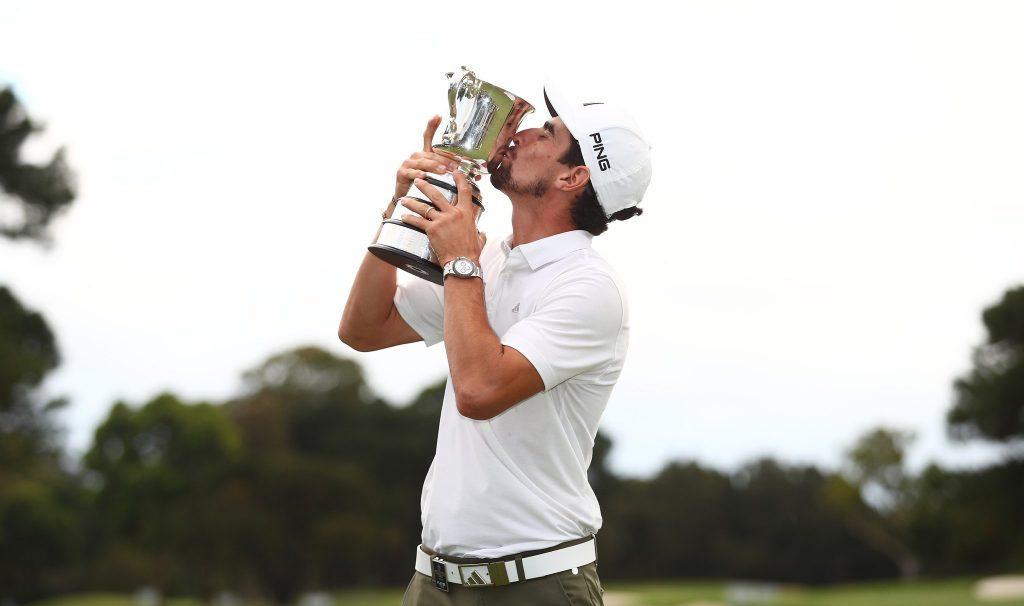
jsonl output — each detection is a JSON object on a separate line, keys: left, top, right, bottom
{"left": 408, "top": 151, "right": 458, "bottom": 174}
{"left": 400, "top": 212, "right": 428, "bottom": 230}
{"left": 412, "top": 178, "right": 450, "bottom": 213}
{"left": 398, "top": 167, "right": 425, "bottom": 182}
{"left": 422, "top": 115, "right": 442, "bottom": 153}
{"left": 454, "top": 171, "right": 473, "bottom": 199}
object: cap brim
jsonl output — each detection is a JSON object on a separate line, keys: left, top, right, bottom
{"left": 542, "top": 79, "right": 584, "bottom": 143}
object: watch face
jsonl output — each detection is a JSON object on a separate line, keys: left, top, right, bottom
{"left": 454, "top": 258, "right": 474, "bottom": 276}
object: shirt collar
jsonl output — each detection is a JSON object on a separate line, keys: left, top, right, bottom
{"left": 501, "top": 230, "right": 594, "bottom": 271}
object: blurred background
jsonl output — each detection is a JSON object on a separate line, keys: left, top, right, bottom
{"left": 1, "top": 1, "right": 1022, "bottom": 604}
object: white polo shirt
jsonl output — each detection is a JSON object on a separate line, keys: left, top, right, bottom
{"left": 394, "top": 229, "right": 630, "bottom": 558}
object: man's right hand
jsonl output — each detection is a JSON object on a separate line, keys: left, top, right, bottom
{"left": 340, "top": 117, "right": 455, "bottom": 352}
{"left": 394, "top": 116, "right": 460, "bottom": 198}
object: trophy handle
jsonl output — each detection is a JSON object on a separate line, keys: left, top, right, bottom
{"left": 437, "top": 67, "right": 533, "bottom": 172}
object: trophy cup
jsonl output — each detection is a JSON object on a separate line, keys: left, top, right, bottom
{"left": 369, "top": 67, "right": 535, "bottom": 284}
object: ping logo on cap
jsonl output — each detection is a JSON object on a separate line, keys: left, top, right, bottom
{"left": 590, "top": 133, "right": 611, "bottom": 171}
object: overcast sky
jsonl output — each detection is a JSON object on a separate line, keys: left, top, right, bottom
{"left": 1, "top": 1, "right": 1021, "bottom": 477}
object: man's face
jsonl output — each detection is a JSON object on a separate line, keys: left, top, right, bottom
{"left": 490, "top": 117, "right": 574, "bottom": 197}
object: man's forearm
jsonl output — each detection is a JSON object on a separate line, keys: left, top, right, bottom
{"left": 338, "top": 224, "right": 402, "bottom": 350}
{"left": 443, "top": 277, "right": 543, "bottom": 419}
{"left": 443, "top": 277, "right": 503, "bottom": 415}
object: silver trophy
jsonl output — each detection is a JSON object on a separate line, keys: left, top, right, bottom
{"left": 369, "top": 67, "right": 534, "bottom": 284}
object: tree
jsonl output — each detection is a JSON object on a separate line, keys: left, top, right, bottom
{"left": 843, "top": 427, "right": 916, "bottom": 513}
{"left": 729, "top": 458, "right": 896, "bottom": 583}
{"left": 907, "top": 459, "right": 1024, "bottom": 574}
{"left": 949, "top": 286, "right": 1024, "bottom": 444}
{"left": 225, "top": 347, "right": 444, "bottom": 599}
{"left": 0, "top": 473, "right": 81, "bottom": 602}
{"left": 0, "top": 87, "right": 76, "bottom": 243}
{"left": 0, "top": 286, "right": 65, "bottom": 471}
{"left": 84, "top": 393, "right": 244, "bottom": 597}
{"left": 0, "top": 286, "right": 76, "bottom": 601}
{"left": 826, "top": 427, "right": 920, "bottom": 579}
{"left": 0, "top": 87, "right": 78, "bottom": 465}
{"left": 599, "top": 456, "right": 897, "bottom": 584}
{"left": 0, "top": 86, "right": 80, "bottom": 604}
{"left": 600, "top": 461, "right": 733, "bottom": 579}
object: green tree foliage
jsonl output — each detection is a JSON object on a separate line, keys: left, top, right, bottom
{"left": 84, "top": 393, "right": 244, "bottom": 597}
{"left": 0, "top": 87, "right": 76, "bottom": 243}
{"left": 0, "top": 288, "right": 81, "bottom": 604}
{"left": 907, "top": 459, "right": 1024, "bottom": 574}
{"left": 8, "top": 338, "right": 1024, "bottom": 601}
{"left": 0, "top": 474, "right": 83, "bottom": 601}
{"left": 726, "top": 459, "right": 895, "bottom": 583}
{"left": 77, "top": 347, "right": 445, "bottom": 603}
{"left": 844, "top": 428, "right": 916, "bottom": 512}
{"left": 949, "top": 286, "right": 1024, "bottom": 443}
{"left": 598, "top": 457, "right": 896, "bottom": 584}
{"left": 600, "top": 461, "right": 732, "bottom": 579}
{"left": 224, "top": 347, "right": 443, "bottom": 599}
{"left": 829, "top": 428, "right": 920, "bottom": 579}
{"left": 0, "top": 87, "right": 80, "bottom": 603}
{"left": 0, "top": 285, "right": 65, "bottom": 471}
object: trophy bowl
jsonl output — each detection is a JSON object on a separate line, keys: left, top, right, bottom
{"left": 369, "top": 67, "right": 534, "bottom": 284}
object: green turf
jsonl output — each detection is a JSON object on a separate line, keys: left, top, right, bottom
{"left": 609, "top": 578, "right": 1024, "bottom": 606}
{"left": 26, "top": 578, "right": 1024, "bottom": 606}
{"left": 31, "top": 593, "right": 206, "bottom": 606}
{"left": 775, "top": 578, "right": 1024, "bottom": 606}
{"left": 328, "top": 589, "right": 405, "bottom": 606}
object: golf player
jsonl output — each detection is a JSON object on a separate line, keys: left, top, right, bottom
{"left": 339, "top": 79, "right": 652, "bottom": 605}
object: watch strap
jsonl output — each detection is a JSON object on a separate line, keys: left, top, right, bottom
{"left": 443, "top": 257, "right": 483, "bottom": 281}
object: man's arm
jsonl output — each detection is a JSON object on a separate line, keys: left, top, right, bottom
{"left": 337, "top": 238, "right": 421, "bottom": 352}
{"left": 338, "top": 116, "right": 460, "bottom": 351}
{"left": 442, "top": 277, "right": 545, "bottom": 420}
{"left": 400, "top": 174, "right": 545, "bottom": 420}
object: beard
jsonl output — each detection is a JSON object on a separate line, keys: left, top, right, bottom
{"left": 490, "top": 163, "right": 547, "bottom": 197}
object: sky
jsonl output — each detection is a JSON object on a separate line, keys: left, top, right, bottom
{"left": 1, "top": 1, "right": 1022, "bottom": 477}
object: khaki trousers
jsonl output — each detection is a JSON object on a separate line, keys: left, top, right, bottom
{"left": 401, "top": 560, "right": 604, "bottom": 605}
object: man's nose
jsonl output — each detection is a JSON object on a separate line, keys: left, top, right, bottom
{"left": 512, "top": 128, "right": 539, "bottom": 147}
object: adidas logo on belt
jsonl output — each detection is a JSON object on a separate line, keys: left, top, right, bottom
{"left": 415, "top": 536, "right": 597, "bottom": 592}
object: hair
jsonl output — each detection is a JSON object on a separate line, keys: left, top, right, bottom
{"left": 559, "top": 137, "right": 643, "bottom": 236}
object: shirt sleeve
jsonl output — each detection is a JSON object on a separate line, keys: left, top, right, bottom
{"left": 394, "top": 272, "right": 445, "bottom": 347}
{"left": 500, "top": 269, "right": 625, "bottom": 391}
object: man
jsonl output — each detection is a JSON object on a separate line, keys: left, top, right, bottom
{"left": 339, "top": 79, "right": 651, "bottom": 605}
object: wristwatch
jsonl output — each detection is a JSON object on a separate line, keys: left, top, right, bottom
{"left": 442, "top": 256, "right": 483, "bottom": 281}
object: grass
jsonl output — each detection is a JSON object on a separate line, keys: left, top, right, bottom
{"left": 329, "top": 589, "right": 405, "bottom": 606}
{"left": 28, "top": 577, "right": 1024, "bottom": 606}
{"left": 31, "top": 594, "right": 206, "bottom": 606}
{"left": 30, "top": 590, "right": 406, "bottom": 606}
{"left": 611, "top": 578, "right": 1024, "bottom": 606}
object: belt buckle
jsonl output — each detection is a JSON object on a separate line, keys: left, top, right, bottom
{"left": 458, "top": 562, "right": 510, "bottom": 587}
{"left": 431, "top": 556, "right": 450, "bottom": 592}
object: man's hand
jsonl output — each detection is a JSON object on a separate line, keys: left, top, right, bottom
{"left": 400, "top": 172, "right": 483, "bottom": 268}
{"left": 394, "top": 116, "right": 461, "bottom": 198}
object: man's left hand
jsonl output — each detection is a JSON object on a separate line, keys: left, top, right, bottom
{"left": 400, "top": 172, "right": 483, "bottom": 267}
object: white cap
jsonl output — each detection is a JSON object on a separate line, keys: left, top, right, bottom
{"left": 544, "top": 79, "right": 652, "bottom": 217}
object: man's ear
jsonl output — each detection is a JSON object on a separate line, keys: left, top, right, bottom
{"left": 556, "top": 164, "right": 591, "bottom": 195}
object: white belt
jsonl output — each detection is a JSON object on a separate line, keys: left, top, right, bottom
{"left": 414, "top": 538, "right": 596, "bottom": 591}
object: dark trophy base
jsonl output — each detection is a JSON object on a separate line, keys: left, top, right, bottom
{"left": 368, "top": 242, "right": 443, "bottom": 285}
{"left": 368, "top": 171, "right": 481, "bottom": 286}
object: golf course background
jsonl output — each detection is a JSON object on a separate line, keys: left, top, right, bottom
{"left": 27, "top": 578, "right": 1024, "bottom": 606}
{"left": 3, "top": 84, "right": 1024, "bottom": 604}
